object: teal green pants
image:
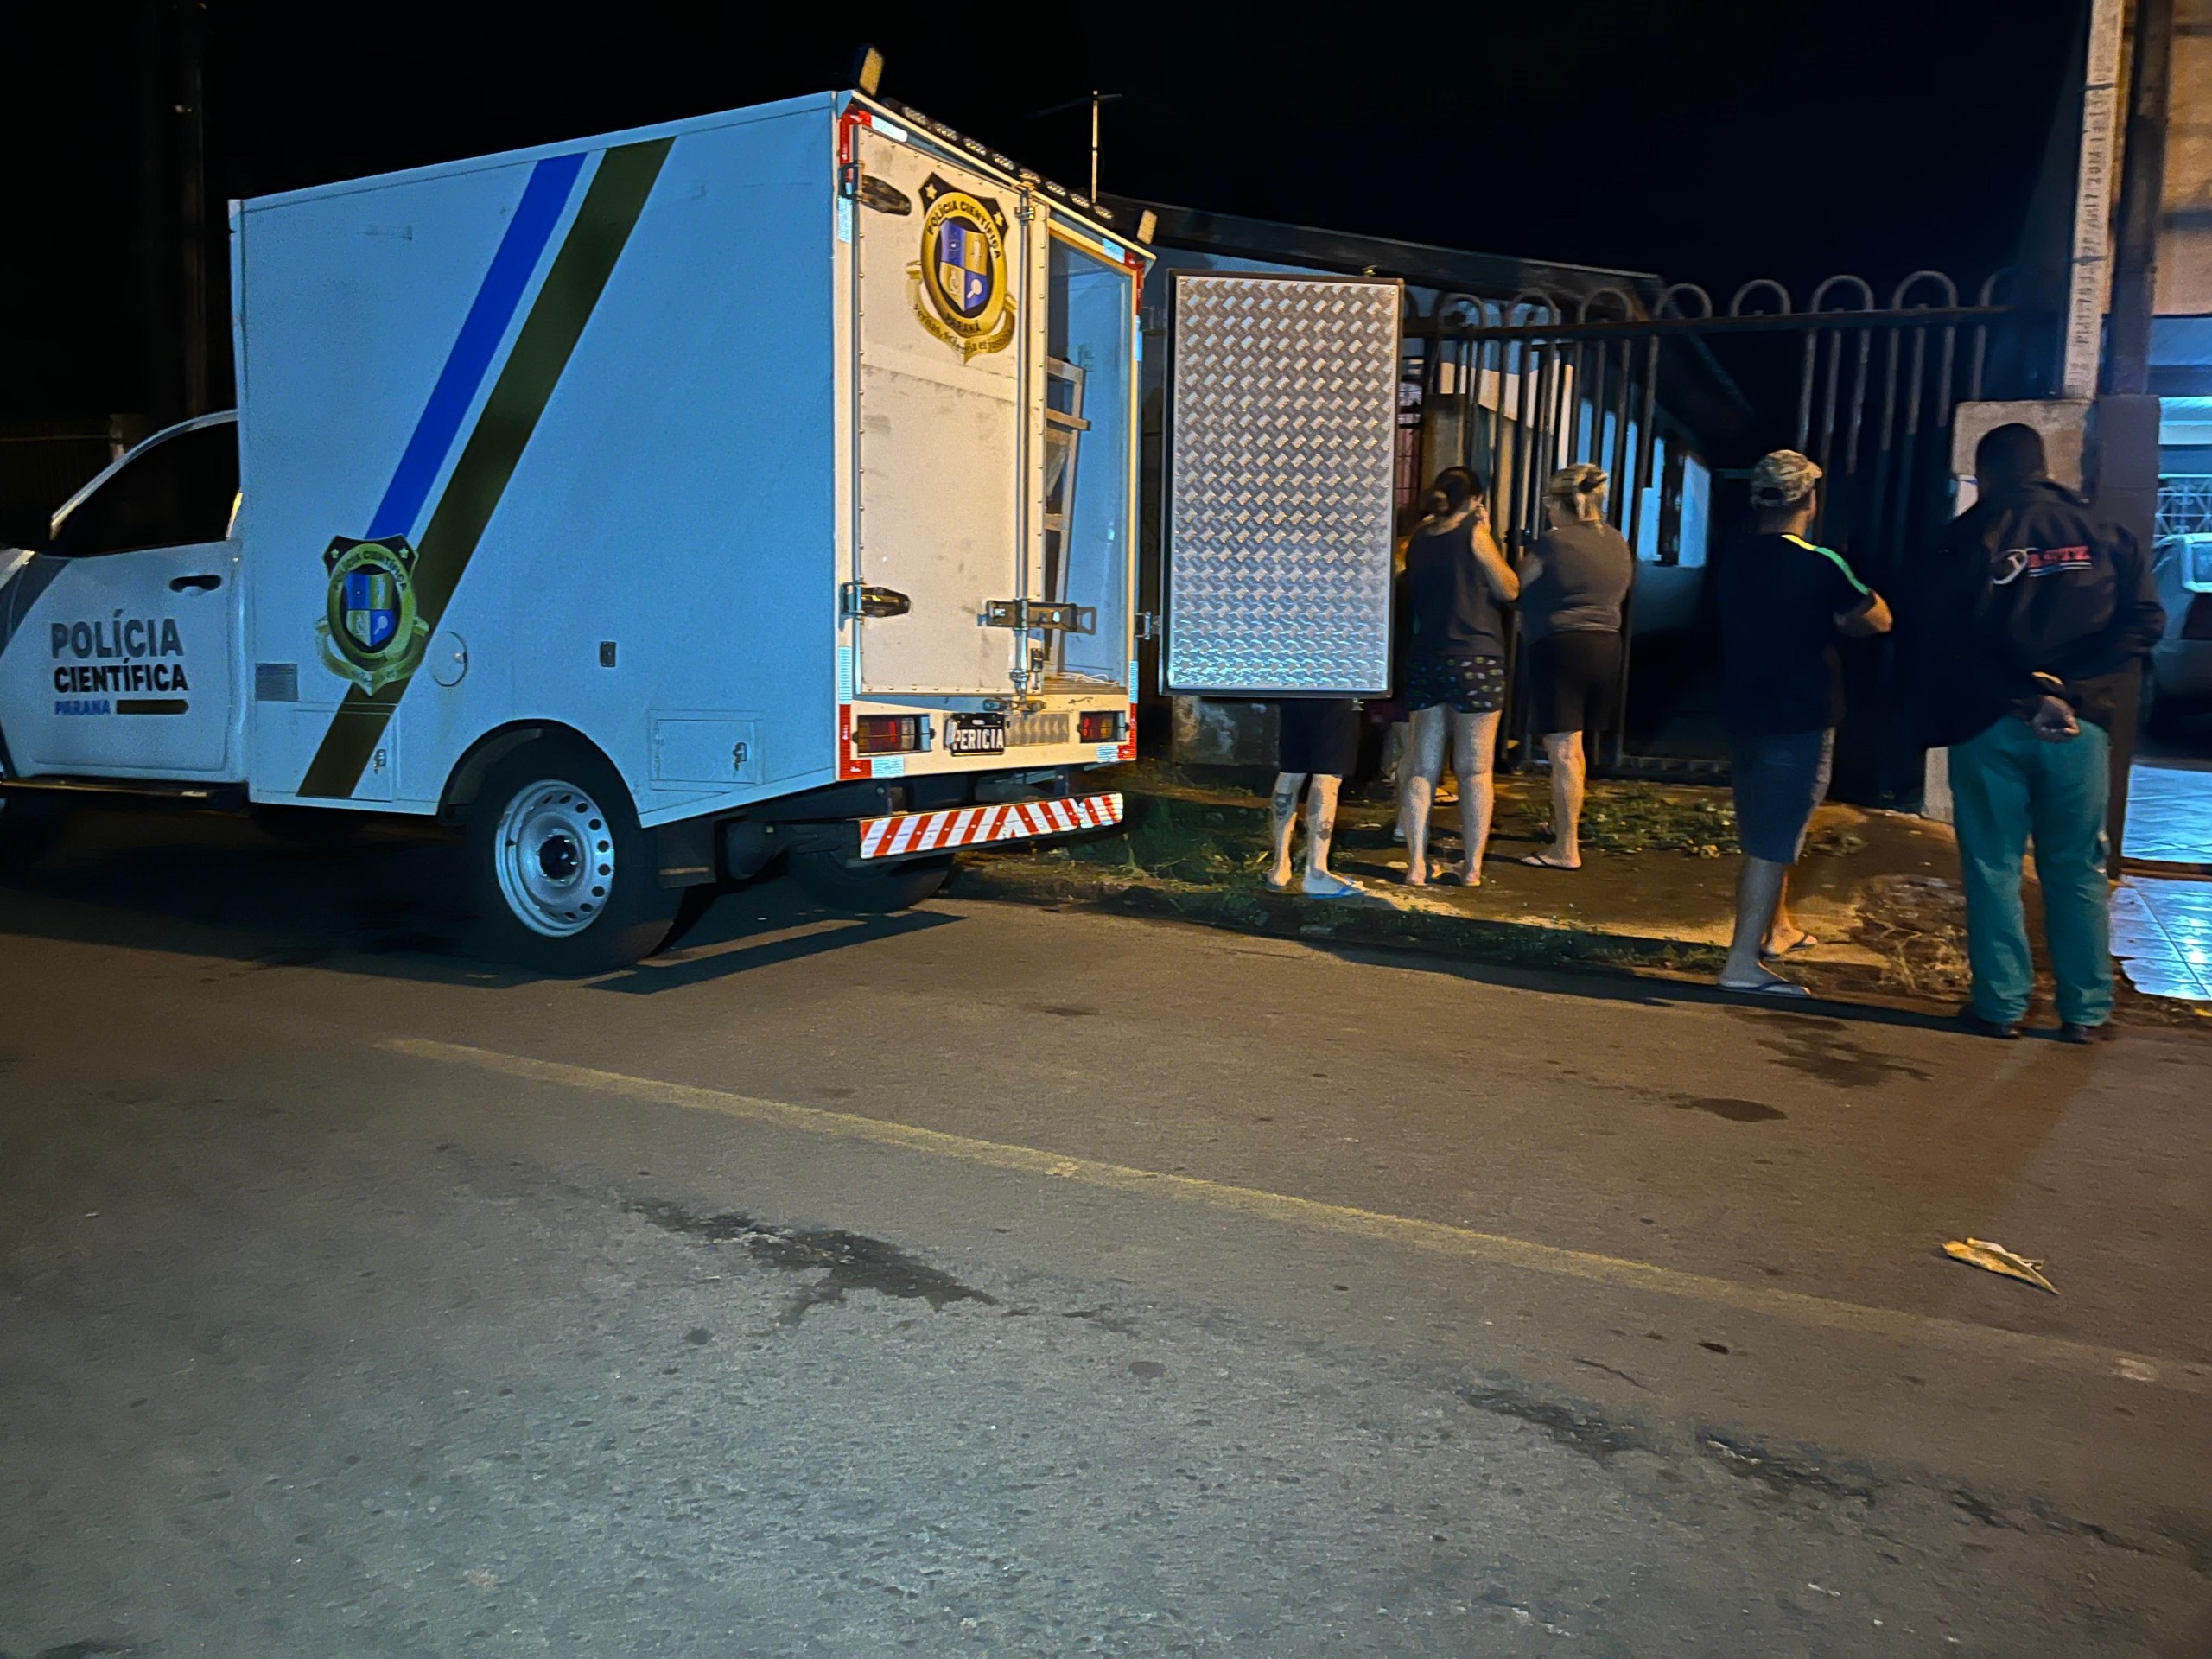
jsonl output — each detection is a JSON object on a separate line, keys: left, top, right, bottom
{"left": 1948, "top": 715, "right": 2113, "bottom": 1027}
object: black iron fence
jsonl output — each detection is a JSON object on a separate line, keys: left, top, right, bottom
{"left": 1397, "top": 271, "right": 2054, "bottom": 801}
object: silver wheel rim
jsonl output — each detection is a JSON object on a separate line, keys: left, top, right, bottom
{"left": 493, "top": 779, "right": 614, "bottom": 938}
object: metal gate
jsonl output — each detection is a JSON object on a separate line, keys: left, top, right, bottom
{"left": 1407, "top": 269, "right": 2051, "bottom": 802}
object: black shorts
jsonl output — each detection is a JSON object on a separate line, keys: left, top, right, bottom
{"left": 1276, "top": 697, "right": 1361, "bottom": 776}
{"left": 1527, "top": 629, "right": 1622, "bottom": 734}
{"left": 1405, "top": 654, "right": 1507, "bottom": 715}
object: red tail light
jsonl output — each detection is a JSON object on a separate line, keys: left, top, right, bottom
{"left": 851, "top": 714, "right": 927, "bottom": 756}
{"left": 1078, "top": 709, "right": 1124, "bottom": 743}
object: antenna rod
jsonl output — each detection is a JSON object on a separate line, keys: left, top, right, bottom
{"left": 1090, "top": 91, "right": 1101, "bottom": 202}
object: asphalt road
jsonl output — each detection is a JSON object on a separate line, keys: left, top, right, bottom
{"left": 3, "top": 809, "right": 2210, "bottom": 1657}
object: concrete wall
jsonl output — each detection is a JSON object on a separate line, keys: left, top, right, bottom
{"left": 2157, "top": 0, "right": 2212, "bottom": 316}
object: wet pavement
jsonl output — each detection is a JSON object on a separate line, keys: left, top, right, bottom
{"left": 2126, "top": 758, "right": 2212, "bottom": 871}
{"left": 2113, "top": 877, "right": 2212, "bottom": 1001}
{"left": 3, "top": 807, "right": 2211, "bottom": 1656}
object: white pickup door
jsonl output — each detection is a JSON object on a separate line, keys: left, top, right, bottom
{"left": 0, "top": 415, "right": 242, "bottom": 779}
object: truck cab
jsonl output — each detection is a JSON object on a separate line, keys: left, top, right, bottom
{"left": 0, "top": 413, "right": 244, "bottom": 786}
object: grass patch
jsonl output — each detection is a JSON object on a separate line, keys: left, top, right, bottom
{"left": 1516, "top": 782, "right": 1866, "bottom": 860}
{"left": 1065, "top": 795, "right": 1273, "bottom": 886}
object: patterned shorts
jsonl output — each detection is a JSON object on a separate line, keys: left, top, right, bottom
{"left": 1405, "top": 654, "right": 1507, "bottom": 715}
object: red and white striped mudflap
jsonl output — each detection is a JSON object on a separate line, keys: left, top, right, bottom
{"left": 856, "top": 791, "right": 1126, "bottom": 861}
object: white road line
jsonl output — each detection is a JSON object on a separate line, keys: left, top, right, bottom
{"left": 384, "top": 1036, "right": 2208, "bottom": 1396}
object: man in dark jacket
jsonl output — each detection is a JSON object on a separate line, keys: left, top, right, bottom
{"left": 1910, "top": 423, "right": 2164, "bottom": 1041}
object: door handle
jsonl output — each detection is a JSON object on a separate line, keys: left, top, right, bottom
{"left": 168, "top": 573, "right": 222, "bottom": 592}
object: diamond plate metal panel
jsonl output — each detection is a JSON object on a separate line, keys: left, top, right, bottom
{"left": 1166, "top": 273, "right": 1401, "bottom": 695}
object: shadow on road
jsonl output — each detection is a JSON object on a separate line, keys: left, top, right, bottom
{"left": 0, "top": 804, "right": 956, "bottom": 992}
{"left": 1309, "top": 934, "right": 1990, "bottom": 1040}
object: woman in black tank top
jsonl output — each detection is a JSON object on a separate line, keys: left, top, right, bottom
{"left": 1398, "top": 467, "right": 1519, "bottom": 886}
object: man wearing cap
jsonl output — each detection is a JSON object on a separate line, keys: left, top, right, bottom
{"left": 1909, "top": 423, "right": 2163, "bottom": 1042}
{"left": 1713, "top": 451, "right": 1892, "bottom": 995}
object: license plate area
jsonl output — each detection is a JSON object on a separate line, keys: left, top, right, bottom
{"left": 946, "top": 714, "right": 1007, "bottom": 756}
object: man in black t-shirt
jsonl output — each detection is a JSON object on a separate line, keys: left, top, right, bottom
{"left": 1713, "top": 451, "right": 1892, "bottom": 995}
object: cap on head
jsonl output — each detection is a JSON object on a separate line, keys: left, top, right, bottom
{"left": 1750, "top": 449, "right": 1822, "bottom": 510}
{"left": 1974, "top": 423, "right": 2047, "bottom": 489}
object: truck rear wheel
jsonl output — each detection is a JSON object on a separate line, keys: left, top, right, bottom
{"left": 462, "top": 740, "right": 680, "bottom": 974}
{"left": 790, "top": 849, "right": 953, "bottom": 913}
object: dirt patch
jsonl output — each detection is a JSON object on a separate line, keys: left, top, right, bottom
{"left": 634, "top": 1202, "right": 996, "bottom": 1325}
{"left": 1462, "top": 1377, "right": 1659, "bottom": 1463}
{"left": 1852, "top": 874, "right": 1974, "bottom": 1001}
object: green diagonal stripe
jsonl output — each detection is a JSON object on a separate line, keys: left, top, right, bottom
{"left": 297, "top": 137, "right": 672, "bottom": 799}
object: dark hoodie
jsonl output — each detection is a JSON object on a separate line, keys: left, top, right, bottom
{"left": 1906, "top": 479, "right": 2163, "bottom": 748}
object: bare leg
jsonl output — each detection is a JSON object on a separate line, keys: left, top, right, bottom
{"left": 1720, "top": 855, "right": 1803, "bottom": 990}
{"left": 1764, "top": 871, "right": 1811, "bottom": 953}
{"left": 1399, "top": 707, "right": 1447, "bottom": 885}
{"left": 1301, "top": 775, "right": 1356, "bottom": 894}
{"left": 1451, "top": 709, "right": 1503, "bottom": 885}
{"left": 1266, "top": 772, "right": 1306, "bottom": 888}
{"left": 1383, "top": 724, "right": 1409, "bottom": 841}
{"left": 1531, "top": 731, "right": 1586, "bottom": 868}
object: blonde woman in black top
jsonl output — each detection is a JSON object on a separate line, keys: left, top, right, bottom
{"left": 1518, "top": 464, "right": 1635, "bottom": 868}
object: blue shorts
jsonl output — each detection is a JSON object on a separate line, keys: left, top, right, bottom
{"left": 1730, "top": 728, "right": 1834, "bottom": 864}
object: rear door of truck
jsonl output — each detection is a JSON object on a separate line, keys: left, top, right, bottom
{"left": 848, "top": 121, "right": 1027, "bottom": 697}
{"left": 1163, "top": 272, "right": 1402, "bottom": 697}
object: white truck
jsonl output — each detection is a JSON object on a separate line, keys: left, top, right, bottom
{"left": 0, "top": 91, "right": 1152, "bottom": 971}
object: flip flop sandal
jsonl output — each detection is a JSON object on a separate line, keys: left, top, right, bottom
{"left": 1717, "top": 976, "right": 1812, "bottom": 999}
{"left": 1302, "top": 876, "right": 1362, "bottom": 899}
{"left": 1760, "top": 933, "right": 1819, "bottom": 958}
{"left": 1520, "top": 854, "right": 1581, "bottom": 870}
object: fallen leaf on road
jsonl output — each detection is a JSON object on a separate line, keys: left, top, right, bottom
{"left": 1942, "top": 1237, "right": 2056, "bottom": 1294}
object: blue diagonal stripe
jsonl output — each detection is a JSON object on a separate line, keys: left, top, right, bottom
{"left": 365, "top": 151, "right": 586, "bottom": 541}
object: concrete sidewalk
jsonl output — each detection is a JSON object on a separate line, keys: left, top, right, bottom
{"left": 954, "top": 762, "right": 2210, "bottom": 1030}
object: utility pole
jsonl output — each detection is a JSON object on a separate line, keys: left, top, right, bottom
{"left": 2106, "top": 0, "right": 2174, "bottom": 394}
{"left": 1089, "top": 91, "right": 1103, "bottom": 204}
{"left": 176, "top": 0, "right": 211, "bottom": 416}
{"left": 135, "top": 0, "right": 175, "bottom": 425}
{"left": 2060, "top": 0, "right": 2126, "bottom": 398}
{"left": 2095, "top": 0, "right": 2176, "bottom": 877}
{"left": 1026, "top": 92, "right": 1122, "bottom": 205}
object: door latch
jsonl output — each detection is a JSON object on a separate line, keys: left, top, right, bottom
{"left": 842, "top": 583, "right": 912, "bottom": 619}
{"left": 982, "top": 598, "right": 1095, "bottom": 634}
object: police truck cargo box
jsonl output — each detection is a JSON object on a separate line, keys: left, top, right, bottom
{"left": 0, "top": 92, "right": 1149, "bottom": 970}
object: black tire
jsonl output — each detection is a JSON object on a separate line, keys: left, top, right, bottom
{"left": 461, "top": 737, "right": 681, "bottom": 974}
{"left": 789, "top": 849, "right": 953, "bottom": 913}
{"left": 251, "top": 804, "right": 367, "bottom": 847}
{"left": 0, "top": 794, "right": 68, "bottom": 869}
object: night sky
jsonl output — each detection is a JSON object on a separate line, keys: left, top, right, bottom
{"left": 7, "top": 0, "right": 2085, "bottom": 421}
